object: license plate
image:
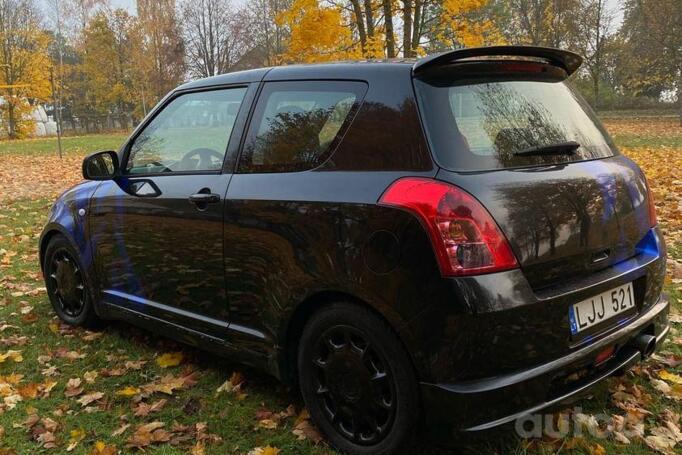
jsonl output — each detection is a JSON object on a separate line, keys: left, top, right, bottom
{"left": 569, "top": 283, "right": 635, "bottom": 335}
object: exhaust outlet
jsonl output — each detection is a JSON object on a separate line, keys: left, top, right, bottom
{"left": 631, "top": 334, "right": 656, "bottom": 359}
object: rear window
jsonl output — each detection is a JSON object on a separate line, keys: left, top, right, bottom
{"left": 414, "top": 68, "right": 616, "bottom": 171}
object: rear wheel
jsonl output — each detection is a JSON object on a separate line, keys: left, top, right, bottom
{"left": 43, "top": 235, "right": 101, "bottom": 328}
{"left": 298, "top": 303, "right": 419, "bottom": 454}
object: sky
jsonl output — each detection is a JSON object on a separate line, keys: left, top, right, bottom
{"left": 111, "top": 0, "right": 135, "bottom": 10}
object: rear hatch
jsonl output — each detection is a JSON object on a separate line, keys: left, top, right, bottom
{"left": 413, "top": 59, "right": 652, "bottom": 290}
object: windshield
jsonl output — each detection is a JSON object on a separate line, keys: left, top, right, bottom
{"left": 414, "top": 76, "right": 617, "bottom": 170}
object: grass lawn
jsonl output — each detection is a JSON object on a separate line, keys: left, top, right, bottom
{"left": 0, "top": 133, "right": 128, "bottom": 156}
{"left": 0, "top": 118, "right": 680, "bottom": 454}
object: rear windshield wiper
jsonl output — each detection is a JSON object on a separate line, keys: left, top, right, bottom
{"left": 513, "top": 141, "right": 580, "bottom": 157}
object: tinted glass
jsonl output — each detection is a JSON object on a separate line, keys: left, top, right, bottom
{"left": 239, "top": 81, "right": 366, "bottom": 173}
{"left": 414, "top": 76, "right": 616, "bottom": 170}
{"left": 126, "top": 87, "right": 247, "bottom": 174}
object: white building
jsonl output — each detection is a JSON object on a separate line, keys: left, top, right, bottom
{"left": 0, "top": 97, "right": 58, "bottom": 137}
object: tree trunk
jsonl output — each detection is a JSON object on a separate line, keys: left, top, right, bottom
{"left": 350, "top": 0, "right": 367, "bottom": 52}
{"left": 7, "top": 102, "right": 16, "bottom": 139}
{"left": 412, "top": 0, "right": 422, "bottom": 55}
{"left": 364, "top": 0, "right": 374, "bottom": 37}
{"left": 383, "top": 0, "right": 395, "bottom": 58}
{"left": 403, "top": 0, "right": 413, "bottom": 57}
{"left": 678, "top": 68, "right": 682, "bottom": 126}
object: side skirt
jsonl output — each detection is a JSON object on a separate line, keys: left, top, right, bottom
{"left": 98, "top": 300, "right": 279, "bottom": 377}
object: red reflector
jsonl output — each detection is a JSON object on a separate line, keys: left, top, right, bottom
{"left": 499, "top": 62, "right": 545, "bottom": 73}
{"left": 595, "top": 346, "right": 615, "bottom": 365}
{"left": 379, "top": 178, "right": 518, "bottom": 276}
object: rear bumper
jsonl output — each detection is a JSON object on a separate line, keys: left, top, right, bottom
{"left": 421, "top": 293, "right": 669, "bottom": 442}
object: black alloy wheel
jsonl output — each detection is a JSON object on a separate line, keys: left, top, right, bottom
{"left": 43, "top": 235, "right": 101, "bottom": 328}
{"left": 312, "top": 324, "right": 397, "bottom": 444}
{"left": 48, "top": 248, "right": 86, "bottom": 318}
{"left": 298, "top": 303, "right": 419, "bottom": 454}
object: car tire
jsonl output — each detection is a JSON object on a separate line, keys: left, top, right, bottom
{"left": 43, "top": 235, "right": 102, "bottom": 329}
{"left": 298, "top": 302, "right": 420, "bottom": 454}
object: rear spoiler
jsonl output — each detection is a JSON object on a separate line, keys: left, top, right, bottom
{"left": 413, "top": 45, "right": 583, "bottom": 76}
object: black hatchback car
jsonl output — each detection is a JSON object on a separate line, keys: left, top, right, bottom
{"left": 41, "top": 46, "right": 668, "bottom": 453}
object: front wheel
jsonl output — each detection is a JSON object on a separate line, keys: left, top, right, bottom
{"left": 43, "top": 235, "right": 101, "bottom": 328}
{"left": 297, "top": 303, "right": 420, "bottom": 454}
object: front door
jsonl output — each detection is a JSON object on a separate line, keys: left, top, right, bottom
{"left": 90, "top": 86, "right": 248, "bottom": 335}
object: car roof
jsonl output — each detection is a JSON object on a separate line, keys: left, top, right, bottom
{"left": 177, "top": 60, "right": 415, "bottom": 90}
{"left": 176, "top": 46, "right": 583, "bottom": 91}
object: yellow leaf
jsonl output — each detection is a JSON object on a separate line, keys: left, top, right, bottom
{"left": 89, "top": 441, "right": 117, "bottom": 455}
{"left": 115, "top": 386, "right": 140, "bottom": 397}
{"left": 248, "top": 446, "right": 281, "bottom": 455}
{"left": 660, "top": 370, "right": 682, "bottom": 384}
{"left": 0, "top": 350, "right": 22, "bottom": 363}
{"left": 190, "top": 441, "right": 205, "bottom": 455}
{"left": 67, "top": 428, "right": 86, "bottom": 452}
{"left": 155, "top": 352, "right": 183, "bottom": 368}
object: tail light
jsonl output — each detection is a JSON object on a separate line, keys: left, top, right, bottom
{"left": 644, "top": 176, "right": 657, "bottom": 227}
{"left": 379, "top": 177, "right": 518, "bottom": 276}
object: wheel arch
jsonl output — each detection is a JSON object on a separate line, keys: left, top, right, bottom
{"left": 279, "top": 290, "right": 422, "bottom": 386}
{"left": 39, "top": 225, "right": 74, "bottom": 272}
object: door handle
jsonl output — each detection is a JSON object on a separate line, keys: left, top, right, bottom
{"left": 188, "top": 193, "right": 220, "bottom": 204}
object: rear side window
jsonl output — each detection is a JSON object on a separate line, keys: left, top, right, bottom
{"left": 414, "top": 68, "right": 616, "bottom": 170}
{"left": 239, "top": 81, "right": 367, "bottom": 173}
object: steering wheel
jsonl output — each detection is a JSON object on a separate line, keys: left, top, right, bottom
{"left": 146, "top": 161, "right": 173, "bottom": 173}
{"left": 179, "top": 148, "right": 224, "bottom": 171}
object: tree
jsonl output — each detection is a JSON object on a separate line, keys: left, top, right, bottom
{"left": 181, "top": 0, "right": 251, "bottom": 78}
{"left": 276, "top": 0, "right": 360, "bottom": 63}
{"left": 501, "top": 0, "right": 581, "bottom": 48}
{"left": 0, "top": 0, "right": 52, "bottom": 138}
{"left": 80, "top": 10, "right": 138, "bottom": 122}
{"left": 242, "top": 0, "right": 292, "bottom": 67}
{"left": 620, "top": 0, "right": 682, "bottom": 123}
{"left": 64, "top": 0, "right": 109, "bottom": 36}
{"left": 574, "top": 0, "right": 615, "bottom": 110}
{"left": 436, "top": 0, "right": 505, "bottom": 49}
{"left": 136, "top": 0, "right": 185, "bottom": 101}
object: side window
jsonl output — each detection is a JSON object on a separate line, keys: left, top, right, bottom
{"left": 239, "top": 81, "right": 366, "bottom": 173}
{"left": 126, "top": 87, "right": 247, "bottom": 174}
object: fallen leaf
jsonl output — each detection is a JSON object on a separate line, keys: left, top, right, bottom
{"left": 66, "top": 428, "right": 86, "bottom": 451}
{"left": 124, "top": 360, "right": 146, "bottom": 370}
{"left": 133, "top": 398, "right": 167, "bottom": 417}
{"left": 155, "top": 352, "right": 184, "bottom": 368}
{"left": 111, "top": 423, "right": 130, "bottom": 437}
{"left": 126, "top": 421, "right": 171, "bottom": 449}
{"left": 83, "top": 371, "right": 98, "bottom": 384}
{"left": 115, "top": 386, "right": 140, "bottom": 397}
{"left": 77, "top": 391, "right": 104, "bottom": 407}
{"left": 190, "top": 441, "right": 205, "bottom": 455}
{"left": 257, "top": 419, "right": 278, "bottom": 430}
{"left": 660, "top": 370, "right": 682, "bottom": 385}
{"left": 248, "top": 446, "right": 280, "bottom": 455}
{"left": 65, "top": 377, "right": 84, "bottom": 397}
{"left": 292, "top": 409, "right": 324, "bottom": 444}
{"left": 0, "top": 350, "right": 22, "bottom": 363}
{"left": 216, "top": 371, "right": 244, "bottom": 395}
{"left": 88, "top": 441, "right": 117, "bottom": 455}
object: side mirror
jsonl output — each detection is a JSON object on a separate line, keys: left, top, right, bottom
{"left": 82, "top": 151, "right": 119, "bottom": 180}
